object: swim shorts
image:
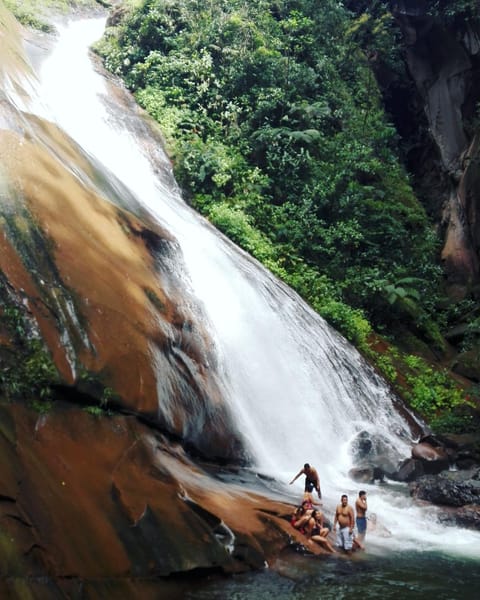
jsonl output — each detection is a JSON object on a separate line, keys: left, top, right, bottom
{"left": 336, "top": 526, "right": 353, "bottom": 551}
{"left": 356, "top": 516, "right": 367, "bottom": 534}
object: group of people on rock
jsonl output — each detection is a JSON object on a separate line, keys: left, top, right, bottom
{"left": 289, "top": 463, "right": 368, "bottom": 555}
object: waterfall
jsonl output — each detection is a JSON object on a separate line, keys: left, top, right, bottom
{"left": 15, "top": 16, "right": 480, "bottom": 558}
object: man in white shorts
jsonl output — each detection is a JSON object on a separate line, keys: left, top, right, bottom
{"left": 333, "top": 494, "right": 355, "bottom": 554}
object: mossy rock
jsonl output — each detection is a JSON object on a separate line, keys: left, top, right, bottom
{"left": 452, "top": 346, "right": 480, "bottom": 383}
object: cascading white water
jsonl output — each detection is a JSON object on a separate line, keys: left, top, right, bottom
{"left": 13, "top": 16, "right": 480, "bottom": 558}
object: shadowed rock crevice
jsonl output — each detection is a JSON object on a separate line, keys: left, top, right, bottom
{"left": 389, "top": 2, "right": 480, "bottom": 298}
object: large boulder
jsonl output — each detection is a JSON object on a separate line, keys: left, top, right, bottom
{"left": 348, "top": 430, "right": 403, "bottom": 479}
{"left": 440, "top": 432, "right": 480, "bottom": 469}
{"left": 411, "top": 442, "right": 450, "bottom": 474}
{"left": 437, "top": 504, "right": 480, "bottom": 530}
{"left": 412, "top": 442, "right": 448, "bottom": 462}
{"left": 409, "top": 468, "right": 480, "bottom": 507}
{"left": 392, "top": 458, "right": 425, "bottom": 482}
{"left": 0, "top": 3, "right": 246, "bottom": 464}
{"left": 348, "top": 466, "right": 381, "bottom": 484}
{"left": 393, "top": 434, "right": 480, "bottom": 482}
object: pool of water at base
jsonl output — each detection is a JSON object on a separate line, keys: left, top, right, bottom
{"left": 179, "top": 550, "right": 480, "bottom": 600}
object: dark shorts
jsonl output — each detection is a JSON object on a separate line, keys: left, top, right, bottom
{"left": 305, "top": 480, "right": 315, "bottom": 492}
{"left": 356, "top": 516, "right": 367, "bottom": 534}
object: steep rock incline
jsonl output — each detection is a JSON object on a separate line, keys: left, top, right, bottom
{"left": 0, "top": 401, "right": 309, "bottom": 596}
{"left": 0, "top": 4, "right": 244, "bottom": 462}
{"left": 0, "top": 7, "right": 323, "bottom": 592}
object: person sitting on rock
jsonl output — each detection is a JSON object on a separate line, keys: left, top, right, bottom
{"left": 302, "top": 490, "right": 316, "bottom": 508}
{"left": 291, "top": 500, "right": 313, "bottom": 533}
{"left": 306, "top": 509, "right": 336, "bottom": 553}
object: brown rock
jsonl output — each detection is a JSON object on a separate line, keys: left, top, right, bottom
{"left": 0, "top": 122, "right": 243, "bottom": 461}
{"left": 0, "top": 402, "right": 316, "bottom": 587}
{"left": 412, "top": 442, "right": 448, "bottom": 461}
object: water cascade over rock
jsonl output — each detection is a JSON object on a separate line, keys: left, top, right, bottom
{"left": 1, "top": 5, "right": 480, "bottom": 596}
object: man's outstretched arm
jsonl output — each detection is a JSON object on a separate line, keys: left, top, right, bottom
{"left": 289, "top": 469, "right": 304, "bottom": 484}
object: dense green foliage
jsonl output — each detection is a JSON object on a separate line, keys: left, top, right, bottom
{"left": 345, "top": 1, "right": 480, "bottom": 28}
{"left": 427, "top": 0, "right": 480, "bottom": 22}
{"left": 96, "top": 0, "right": 446, "bottom": 351}
{"left": 93, "top": 0, "right": 480, "bottom": 426}
{"left": 366, "top": 339, "right": 478, "bottom": 432}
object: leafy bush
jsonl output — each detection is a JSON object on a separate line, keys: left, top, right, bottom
{"left": 374, "top": 352, "right": 398, "bottom": 382}
{"left": 83, "top": 405, "right": 110, "bottom": 417}
{"left": 428, "top": 0, "right": 480, "bottom": 22}
{"left": 208, "top": 203, "right": 275, "bottom": 261}
{"left": 430, "top": 410, "right": 477, "bottom": 434}
{"left": 96, "top": 0, "right": 442, "bottom": 344}
{"left": 402, "top": 354, "right": 470, "bottom": 420}
{"left": 0, "top": 279, "right": 59, "bottom": 403}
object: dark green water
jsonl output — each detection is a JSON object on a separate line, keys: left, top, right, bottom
{"left": 179, "top": 551, "right": 480, "bottom": 600}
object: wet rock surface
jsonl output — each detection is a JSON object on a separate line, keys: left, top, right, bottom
{"left": 0, "top": 401, "right": 318, "bottom": 595}
{"left": 404, "top": 435, "right": 480, "bottom": 530}
{"left": 436, "top": 503, "right": 480, "bottom": 530}
{"left": 0, "top": 3, "right": 246, "bottom": 464}
{"left": 409, "top": 468, "right": 480, "bottom": 508}
{"left": 348, "top": 430, "right": 407, "bottom": 482}
{"left": 0, "top": 7, "right": 332, "bottom": 595}
{"left": 348, "top": 432, "right": 480, "bottom": 530}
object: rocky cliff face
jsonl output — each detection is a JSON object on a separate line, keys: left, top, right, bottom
{"left": 391, "top": 1, "right": 480, "bottom": 300}
{"left": 0, "top": 4, "right": 245, "bottom": 463}
{"left": 0, "top": 6, "right": 311, "bottom": 594}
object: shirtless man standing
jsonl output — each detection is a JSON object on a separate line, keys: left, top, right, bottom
{"left": 355, "top": 490, "right": 368, "bottom": 544}
{"left": 289, "top": 463, "right": 322, "bottom": 500}
{"left": 333, "top": 494, "right": 355, "bottom": 553}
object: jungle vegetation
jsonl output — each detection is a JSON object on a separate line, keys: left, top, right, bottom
{"left": 93, "top": 0, "right": 480, "bottom": 431}
{"left": 97, "top": 0, "right": 440, "bottom": 341}
{"left": 6, "top": 0, "right": 480, "bottom": 431}
{"left": 3, "top": 0, "right": 101, "bottom": 30}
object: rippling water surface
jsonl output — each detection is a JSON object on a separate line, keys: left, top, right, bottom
{"left": 179, "top": 551, "right": 480, "bottom": 600}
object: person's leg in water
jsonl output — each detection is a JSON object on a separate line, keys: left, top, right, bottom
{"left": 337, "top": 526, "right": 354, "bottom": 555}
{"left": 356, "top": 516, "right": 367, "bottom": 544}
